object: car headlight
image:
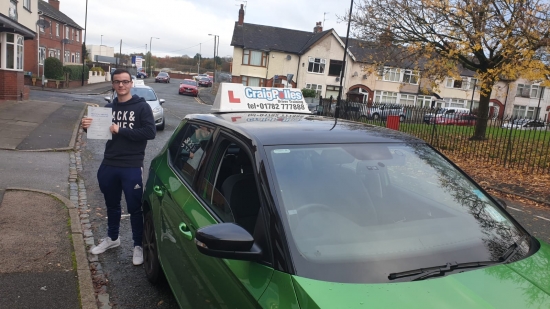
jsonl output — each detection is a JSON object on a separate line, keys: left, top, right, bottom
{"left": 153, "top": 106, "right": 162, "bottom": 113}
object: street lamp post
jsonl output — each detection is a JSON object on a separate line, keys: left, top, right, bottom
{"left": 100, "top": 35, "right": 103, "bottom": 45}
{"left": 149, "top": 37, "right": 159, "bottom": 77}
{"left": 209, "top": 34, "right": 219, "bottom": 83}
{"left": 80, "top": 0, "right": 88, "bottom": 86}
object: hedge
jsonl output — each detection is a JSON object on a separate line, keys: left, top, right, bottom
{"left": 63, "top": 65, "right": 89, "bottom": 81}
{"left": 44, "top": 57, "right": 64, "bottom": 80}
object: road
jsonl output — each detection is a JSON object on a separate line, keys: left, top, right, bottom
{"left": 80, "top": 78, "right": 210, "bottom": 309}
{"left": 71, "top": 80, "right": 550, "bottom": 308}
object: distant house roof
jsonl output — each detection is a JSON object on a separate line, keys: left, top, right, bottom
{"left": 39, "top": 0, "right": 83, "bottom": 30}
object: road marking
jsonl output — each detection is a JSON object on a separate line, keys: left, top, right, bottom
{"left": 535, "top": 215, "right": 550, "bottom": 222}
{"left": 508, "top": 207, "right": 523, "bottom": 212}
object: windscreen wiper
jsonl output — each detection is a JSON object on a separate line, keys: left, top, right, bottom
{"left": 388, "top": 235, "right": 530, "bottom": 281}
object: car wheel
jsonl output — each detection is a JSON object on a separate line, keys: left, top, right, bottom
{"left": 399, "top": 115, "right": 406, "bottom": 122}
{"left": 143, "top": 211, "right": 164, "bottom": 284}
{"left": 372, "top": 113, "right": 380, "bottom": 120}
{"left": 157, "top": 118, "right": 165, "bottom": 131}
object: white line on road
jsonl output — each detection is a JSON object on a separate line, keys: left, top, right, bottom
{"left": 535, "top": 215, "right": 550, "bottom": 222}
{"left": 508, "top": 207, "right": 523, "bottom": 212}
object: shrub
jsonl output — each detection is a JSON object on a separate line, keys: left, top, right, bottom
{"left": 44, "top": 57, "right": 64, "bottom": 80}
{"left": 64, "top": 65, "right": 89, "bottom": 81}
{"left": 301, "top": 88, "right": 317, "bottom": 98}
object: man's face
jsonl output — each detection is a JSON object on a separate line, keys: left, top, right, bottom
{"left": 195, "top": 126, "right": 212, "bottom": 139}
{"left": 112, "top": 72, "right": 133, "bottom": 97}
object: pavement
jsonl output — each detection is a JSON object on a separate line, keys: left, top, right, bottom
{"left": 0, "top": 81, "right": 113, "bottom": 309}
{"left": 0, "top": 81, "right": 545, "bottom": 308}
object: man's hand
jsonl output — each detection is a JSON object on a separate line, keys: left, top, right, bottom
{"left": 110, "top": 123, "right": 119, "bottom": 134}
{"left": 81, "top": 117, "right": 93, "bottom": 129}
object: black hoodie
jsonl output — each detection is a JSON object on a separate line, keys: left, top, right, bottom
{"left": 102, "top": 94, "right": 156, "bottom": 167}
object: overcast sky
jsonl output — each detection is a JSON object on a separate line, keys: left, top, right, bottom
{"left": 57, "top": 0, "right": 351, "bottom": 59}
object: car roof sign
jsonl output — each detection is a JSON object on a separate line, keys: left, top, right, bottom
{"left": 133, "top": 80, "right": 145, "bottom": 87}
{"left": 211, "top": 83, "right": 311, "bottom": 114}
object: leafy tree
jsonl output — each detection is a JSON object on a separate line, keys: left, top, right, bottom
{"left": 82, "top": 43, "right": 88, "bottom": 63}
{"left": 349, "top": 0, "right": 550, "bottom": 140}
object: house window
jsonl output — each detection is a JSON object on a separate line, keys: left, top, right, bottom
{"left": 383, "top": 67, "right": 400, "bottom": 82}
{"left": 64, "top": 50, "right": 70, "bottom": 63}
{"left": 76, "top": 52, "right": 80, "bottom": 63}
{"left": 516, "top": 84, "right": 530, "bottom": 97}
{"left": 305, "top": 83, "right": 323, "bottom": 98}
{"left": 374, "top": 90, "right": 398, "bottom": 103}
{"left": 468, "top": 78, "right": 478, "bottom": 90}
{"left": 39, "top": 46, "right": 46, "bottom": 64}
{"left": 417, "top": 95, "right": 432, "bottom": 107}
{"left": 241, "top": 76, "right": 265, "bottom": 87}
{"left": 328, "top": 60, "right": 343, "bottom": 77}
{"left": 444, "top": 98, "right": 468, "bottom": 108}
{"left": 76, "top": 31, "right": 79, "bottom": 42}
{"left": 4, "top": 33, "right": 24, "bottom": 70}
{"left": 446, "top": 78, "right": 463, "bottom": 89}
{"left": 65, "top": 26, "right": 69, "bottom": 39}
{"left": 402, "top": 70, "right": 419, "bottom": 84}
{"left": 530, "top": 85, "right": 541, "bottom": 98}
{"left": 512, "top": 105, "right": 526, "bottom": 118}
{"left": 71, "top": 53, "right": 75, "bottom": 63}
{"left": 48, "top": 49, "right": 57, "bottom": 58}
{"left": 400, "top": 94, "right": 416, "bottom": 105}
{"left": 242, "top": 49, "right": 267, "bottom": 67}
{"left": 56, "top": 23, "right": 59, "bottom": 36}
{"left": 526, "top": 106, "right": 535, "bottom": 119}
{"left": 308, "top": 57, "right": 325, "bottom": 74}
{"left": 9, "top": 0, "right": 17, "bottom": 21}
{"left": 23, "top": 0, "right": 31, "bottom": 11}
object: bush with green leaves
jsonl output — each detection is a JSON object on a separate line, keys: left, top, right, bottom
{"left": 64, "top": 65, "right": 89, "bottom": 81}
{"left": 301, "top": 88, "right": 317, "bottom": 98}
{"left": 44, "top": 57, "right": 64, "bottom": 80}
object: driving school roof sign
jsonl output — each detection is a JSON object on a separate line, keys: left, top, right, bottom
{"left": 211, "top": 83, "right": 311, "bottom": 114}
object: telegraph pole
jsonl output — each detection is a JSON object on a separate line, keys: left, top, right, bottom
{"left": 118, "top": 40, "right": 122, "bottom": 68}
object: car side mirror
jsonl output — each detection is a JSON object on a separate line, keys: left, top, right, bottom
{"left": 195, "top": 223, "right": 262, "bottom": 261}
{"left": 159, "top": 99, "right": 165, "bottom": 105}
{"left": 104, "top": 96, "right": 111, "bottom": 103}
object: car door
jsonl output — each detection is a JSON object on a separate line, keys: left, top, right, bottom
{"left": 177, "top": 133, "right": 274, "bottom": 308}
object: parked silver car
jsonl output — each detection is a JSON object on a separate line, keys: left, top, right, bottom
{"left": 105, "top": 85, "right": 165, "bottom": 131}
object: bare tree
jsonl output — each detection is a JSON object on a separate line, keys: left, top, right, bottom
{"left": 349, "top": 0, "right": 550, "bottom": 139}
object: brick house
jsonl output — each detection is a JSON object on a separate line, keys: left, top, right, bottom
{"left": 0, "top": 0, "right": 37, "bottom": 101}
{"left": 24, "top": 0, "right": 83, "bottom": 79}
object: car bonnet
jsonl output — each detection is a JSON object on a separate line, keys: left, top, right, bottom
{"left": 291, "top": 241, "right": 550, "bottom": 308}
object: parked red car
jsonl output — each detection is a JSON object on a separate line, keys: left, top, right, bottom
{"left": 179, "top": 79, "right": 199, "bottom": 97}
{"left": 198, "top": 77, "right": 212, "bottom": 87}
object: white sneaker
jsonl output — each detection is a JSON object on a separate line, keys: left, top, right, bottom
{"left": 133, "top": 246, "right": 144, "bottom": 266}
{"left": 90, "top": 237, "right": 120, "bottom": 255}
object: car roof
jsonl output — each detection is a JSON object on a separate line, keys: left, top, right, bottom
{"left": 186, "top": 113, "right": 424, "bottom": 146}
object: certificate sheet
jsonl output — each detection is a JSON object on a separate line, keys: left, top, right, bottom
{"left": 87, "top": 107, "right": 112, "bottom": 140}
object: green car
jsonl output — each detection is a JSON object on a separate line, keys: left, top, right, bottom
{"left": 142, "top": 112, "right": 550, "bottom": 308}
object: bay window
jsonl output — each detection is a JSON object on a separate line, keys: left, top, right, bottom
{"left": 374, "top": 90, "right": 398, "bottom": 103}
{"left": 2, "top": 33, "right": 24, "bottom": 70}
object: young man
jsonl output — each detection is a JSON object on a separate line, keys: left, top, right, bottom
{"left": 81, "top": 69, "right": 156, "bottom": 265}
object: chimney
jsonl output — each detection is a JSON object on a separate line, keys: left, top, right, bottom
{"left": 48, "top": 0, "right": 60, "bottom": 10}
{"left": 313, "top": 21, "right": 323, "bottom": 33}
{"left": 238, "top": 4, "right": 245, "bottom": 25}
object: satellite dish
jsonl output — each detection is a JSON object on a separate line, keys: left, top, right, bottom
{"left": 36, "top": 19, "right": 51, "bottom": 28}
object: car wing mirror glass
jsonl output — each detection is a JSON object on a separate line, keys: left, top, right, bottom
{"left": 195, "top": 223, "right": 262, "bottom": 261}
{"left": 104, "top": 96, "right": 111, "bottom": 103}
{"left": 159, "top": 99, "right": 165, "bottom": 105}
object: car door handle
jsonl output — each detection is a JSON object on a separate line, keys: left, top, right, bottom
{"left": 153, "top": 185, "right": 164, "bottom": 197}
{"left": 179, "top": 223, "right": 193, "bottom": 241}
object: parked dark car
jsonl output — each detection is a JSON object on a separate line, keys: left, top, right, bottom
{"left": 198, "top": 78, "right": 212, "bottom": 87}
{"left": 137, "top": 71, "right": 148, "bottom": 78}
{"left": 155, "top": 72, "right": 170, "bottom": 83}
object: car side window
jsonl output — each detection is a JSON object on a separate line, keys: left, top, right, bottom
{"left": 169, "top": 122, "right": 214, "bottom": 184}
{"left": 198, "top": 138, "right": 262, "bottom": 235}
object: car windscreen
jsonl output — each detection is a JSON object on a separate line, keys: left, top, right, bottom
{"left": 130, "top": 88, "right": 157, "bottom": 101}
{"left": 158, "top": 72, "right": 168, "bottom": 76}
{"left": 182, "top": 80, "right": 197, "bottom": 86}
{"left": 266, "top": 143, "right": 530, "bottom": 283}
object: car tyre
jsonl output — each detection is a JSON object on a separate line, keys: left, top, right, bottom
{"left": 372, "top": 113, "right": 380, "bottom": 120}
{"left": 143, "top": 211, "right": 164, "bottom": 284}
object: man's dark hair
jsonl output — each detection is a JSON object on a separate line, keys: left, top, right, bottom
{"left": 112, "top": 68, "right": 131, "bottom": 80}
